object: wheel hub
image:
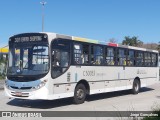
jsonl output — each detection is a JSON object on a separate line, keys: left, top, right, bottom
{"left": 76, "top": 89, "right": 84, "bottom": 99}
{"left": 135, "top": 82, "right": 139, "bottom": 91}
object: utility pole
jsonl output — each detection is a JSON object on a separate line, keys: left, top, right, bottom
{"left": 40, "top": 1, "right": 47, "bottom": 32}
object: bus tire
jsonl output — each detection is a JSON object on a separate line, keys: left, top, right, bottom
{"left": 73, "top": 84, "right": 86, "bottom": 104}
{"left": 132, "top": 79, "right": 140, "bottom": 94}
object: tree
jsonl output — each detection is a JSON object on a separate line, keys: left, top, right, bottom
{"left": 122, "top": 36, "right": 143, "bottom": 47}
{"left": 0, "top": 54, "right": 5, "bottom": 65}
{"left": 0, "top": 54, "right": 3, "bottom": 66}
{"left": 108, "top": 38, "right": 117, "bottom": 43}
{"left": 142, "top": 43, "right": 158, "bottom": 50}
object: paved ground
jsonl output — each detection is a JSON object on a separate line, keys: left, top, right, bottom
{"left": 0, "top": 82, "right": 160, "bottom": 120}
{"left": 0, "top": 80, "right": 4, "bottom": 90}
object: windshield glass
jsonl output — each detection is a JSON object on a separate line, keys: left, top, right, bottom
{"left": 8, "top": 44, "right": 49, "bottom": 76}
{"left": 7, "top": 34, "right": 49, "bottom": 80}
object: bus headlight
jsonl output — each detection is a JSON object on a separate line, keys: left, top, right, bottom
{"left": 32, "top": 80, "right": 47, "bottom": 90}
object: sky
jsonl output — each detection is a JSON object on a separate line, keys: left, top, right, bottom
{"left": 0, "top": 0, "right": 160, "bottom": 47}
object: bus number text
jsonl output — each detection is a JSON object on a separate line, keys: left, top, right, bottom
{"left": 83, "top": 70, "right": 95, "bottom": 76}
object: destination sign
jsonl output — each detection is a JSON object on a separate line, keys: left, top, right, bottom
{"left": 14, "top": 36, "right": 43, "bottom": 43}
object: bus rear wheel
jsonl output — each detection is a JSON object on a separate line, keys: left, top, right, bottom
{"left": 132, "top": 79, "right": 140, "bottom": 94}
{"left": 73, "top": 84, "right": 86, "bottom": 104}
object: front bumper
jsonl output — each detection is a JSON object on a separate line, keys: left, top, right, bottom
{"left": 4, "top": 85, "right": 49, "bottom": 100}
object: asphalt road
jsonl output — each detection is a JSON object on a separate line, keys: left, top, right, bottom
{"left": 0, "top": 80, "right": 4, "bottom": 90}
{"left": 0, "top": 83, "right": 160, "bottom": 120}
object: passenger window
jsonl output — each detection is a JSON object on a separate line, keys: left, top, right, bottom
{"left": 118, "top": 49, "right": 127, "bottom": 66}
{"left": 128, "top": 50, "right": 135, "bottom": 66}
{"left": 82, "top": 44, "right": 89, "bottom": 64}
{"left": 144, "top": 53, "right": 151, "bottom": 66}
{"left": 74, "top": 44, "right": 89, "bottom": 64}
{"left": 106, "top": 47, "right": 115, "bottom": 65}
{"left": 74, "top": 44, "right": 82, "bottom": 64}
{"left": 91, "top": 46, "right": 103, "bottom": 65}
{"left": 151, "top": 53, "right": 157, "bottom": 67}
{"left": 136, "top": 52, "right": 144, "bottom": 66}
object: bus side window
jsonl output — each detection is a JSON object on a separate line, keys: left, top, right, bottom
{"left": 74, "top": 43, "right": 89, "bottom": 65}
{"left": 91, "top": 46, "right": 103, "bottom": 65}
{"left": 144, "top": 52, "right": 151, "bottom": 67}
{"left": 74, "top": 44, "right": 82, "bottom": 64}
{"left": 128, "top": 50, "right": 134, "bottom": 66}
{"left": 118, "top": 49, "right": 126, "bottom": 66}
{"left": 82, "top": 44, "right": 89, "bottom": 64}
{"left": 151, "top": 53, "right": 157, "bottom": 67}
{"left": 106, "top": 47, "right": 115, "bottom": 65}
{"left": 136, "top": 51, "right": 144, "bottom": 66}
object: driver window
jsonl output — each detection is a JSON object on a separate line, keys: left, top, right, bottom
{"left": 51, "top": 39, "right": 70, "bottom": 78}
{"left": 61, "top": 52, "right": 69, "bottom": 67}
{"left": 52, "top": 50, "right": 69, "bottom": 67}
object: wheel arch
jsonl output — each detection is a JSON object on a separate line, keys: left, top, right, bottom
{"left": 75, "top": 79, "right": 90, "bottom": 95}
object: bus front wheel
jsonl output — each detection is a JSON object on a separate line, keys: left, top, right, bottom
{"left": 132, "top": 79, "right": 140, "bottom": 94}
{"left": 73, "top": 84, "right": 87, "bottom": 104}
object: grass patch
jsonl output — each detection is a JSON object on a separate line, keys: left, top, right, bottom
{"left": 0, "top": 75, "right": 5, "bottom": 80}
{"left": 142, "top": 103, "right": 160, "bottom": 120}
{"left": 143, "top": 113, "right": 160, "bottom": 120}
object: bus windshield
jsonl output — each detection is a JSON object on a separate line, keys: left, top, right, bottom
{"left": 7, "top": 43, "right": 49, "bottom": 77}
{"left": 7, "top": 34, "right": 49, "bottom": 81}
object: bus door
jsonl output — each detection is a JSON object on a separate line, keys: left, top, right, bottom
{"left": 51, "top": 39, "right": 71, "bottom": 94}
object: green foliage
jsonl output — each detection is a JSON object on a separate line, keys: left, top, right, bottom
{"left": 122, "top": 36, "right": 143, "bottom": 47}
{"left": 0, "top": 54, "right": 7, "bottom": 65}
{"left": 143, "top": 103, "right": 160, "bottom": 120}
{"left": 0, "top": 74, "right": 5, "bottom": 80}
{"left": 0, "top": 54, "right": 7, "bottom": 79}
{"left": 108, "top": 38, "right": 117, "bottom": 43}
{"left": 143, "top": 112, "right": 160, "bottom": 120}
{"left": 143, "top": 118, "right": 160, "bottom": 120}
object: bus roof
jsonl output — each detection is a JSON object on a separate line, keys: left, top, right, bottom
{"left": 9, "top": 32, "right": 159, "bottom": 53}
{"left": 53, "top": 32, "right": 158, "bottom": 53}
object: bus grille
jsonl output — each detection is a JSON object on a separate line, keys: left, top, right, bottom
{"left": 10, "top": 86, "right": 32, "bottom": 90}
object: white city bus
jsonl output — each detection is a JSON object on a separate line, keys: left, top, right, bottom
{"left": 5, "top": 32, "right": 159, "bottom": 104}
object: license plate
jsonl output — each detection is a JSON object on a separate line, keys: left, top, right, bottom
{"left": 15, "top": 92, "right": 22, "bottom": 96}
